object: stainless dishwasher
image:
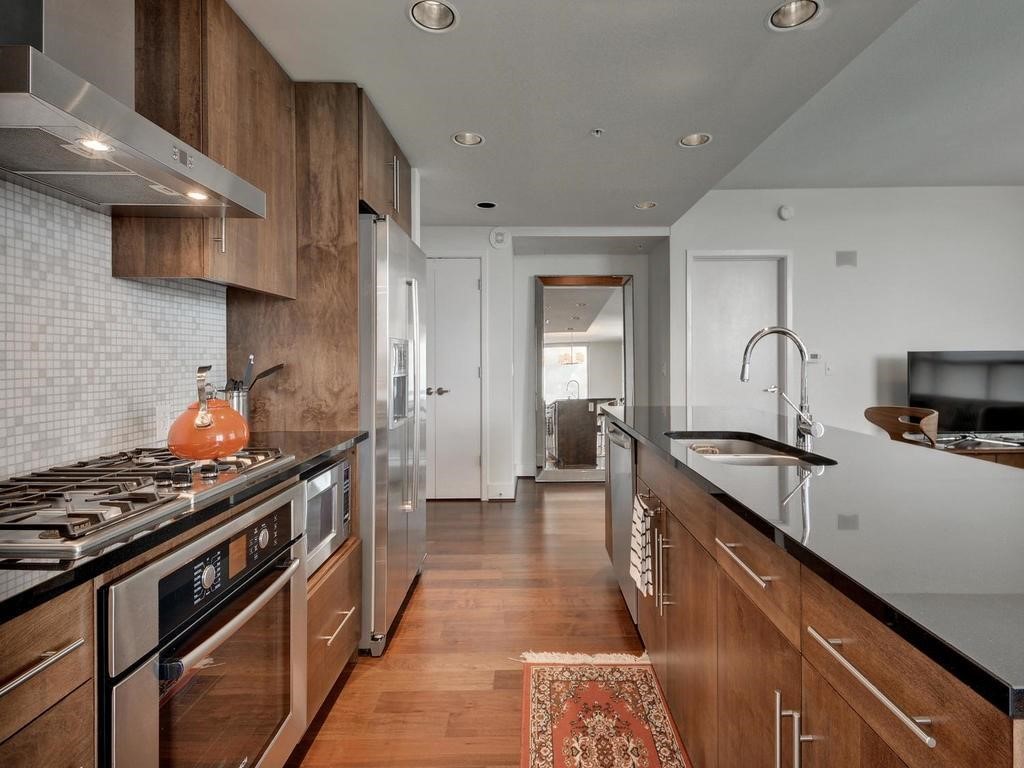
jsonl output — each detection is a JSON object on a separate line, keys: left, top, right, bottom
{"left": 607, "top": 422, "right": 637, "bottom": 623}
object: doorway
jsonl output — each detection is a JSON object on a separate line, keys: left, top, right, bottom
{"left": 686, "top": 251, "right": 791, "bottom": 409}
{"left": 534, "top": 275, "right": 635, "bottom": 482}
{"left": 425, "top": 257, "right": 482, "bottom": 498}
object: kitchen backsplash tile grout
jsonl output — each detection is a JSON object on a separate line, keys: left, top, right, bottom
{"left": 0, "top": 179, "right": 226, "bottom": 478}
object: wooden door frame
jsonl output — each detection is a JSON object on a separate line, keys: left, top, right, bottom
{"left": 684, "top": 250, "right": 793, "bottom": 409}
{"left": 426, "top": 255, "right": 486, "bottom": 500}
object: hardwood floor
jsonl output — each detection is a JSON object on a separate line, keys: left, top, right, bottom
{"left": 289, "top": 479, "right": 643, "bottom": 768}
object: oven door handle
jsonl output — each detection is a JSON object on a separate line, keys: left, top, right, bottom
{"left": 173, "top": 558, "right": 300, "bottom": 677}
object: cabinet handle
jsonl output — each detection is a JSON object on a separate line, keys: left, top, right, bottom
{"left": 659, "top": 538, "right": 674, "bottom": 612}
{"left": 321, "top": 606, "right": 357, "bottom": 647}
{"left": 392, "top": 155, "right": 400, "bottom": 214}
{"left": 806, "top": 625, "right": 937, "bottom": 748}
{"left": 212, "top": 214, "right": 226, "bottom": 254}
{"left": 715, "top": 538, "right": 772, "bottom": 590}
{"left": 774, "top": 689, "right": 807, "bottom": 768}
{"left": 0, "top": 637, "right": 85, "bottom": 699}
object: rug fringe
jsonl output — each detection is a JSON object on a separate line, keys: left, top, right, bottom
{"left": 518, "top": 651, "right": 651, "bottom": 664}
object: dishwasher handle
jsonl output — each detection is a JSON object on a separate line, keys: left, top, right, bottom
{"left": 607, "top": 424, "right": 633, "bottom": 450}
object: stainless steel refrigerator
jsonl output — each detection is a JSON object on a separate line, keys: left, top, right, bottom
{"left": 358, "top": 215, "right": 427, "bottom": 656}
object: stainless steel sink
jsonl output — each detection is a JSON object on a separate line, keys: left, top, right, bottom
{"left": 663, "top": 432, "right": 837, "bottom": 468}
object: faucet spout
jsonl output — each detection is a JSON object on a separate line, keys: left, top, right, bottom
{"left": 739, "top": 326, "right": 821, "bottom": 448}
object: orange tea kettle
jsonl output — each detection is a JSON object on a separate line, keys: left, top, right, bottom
{"left": 167, "top": 366, "right": 250, "bottom": 460}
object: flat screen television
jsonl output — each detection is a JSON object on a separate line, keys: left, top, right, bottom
{"left": 908, "top": 351, "right": 1024, "bottom": 434}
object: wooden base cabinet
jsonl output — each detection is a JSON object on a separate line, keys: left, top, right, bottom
{"left": 664, "top": 513, "right": 718, "bottom": 768}
{"left": 717, "top": 570, "right": 801, "bottom": 768}
{"left": 801, "top": 660, "right": 906, "bottom": 768}
{"left": 306, "top": 538, "right": 362, "bottom": 720}
{"left": 0, "top": 681, "right": 94, "bottom": 768}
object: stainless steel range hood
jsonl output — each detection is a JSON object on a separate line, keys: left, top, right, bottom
{"left": 0, "top": 45, "right": 266, "bottom": 217}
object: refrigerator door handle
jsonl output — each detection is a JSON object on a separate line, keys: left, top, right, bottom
{"left": 406, "top": 277, "right": 421, "bottom": 513}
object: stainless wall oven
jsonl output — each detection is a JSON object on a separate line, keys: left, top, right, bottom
{"left": 103, "top": 483, "right": 307, "bottom": 768}
{"left": 304, "top": 459, "right": 352, "bottom": 576}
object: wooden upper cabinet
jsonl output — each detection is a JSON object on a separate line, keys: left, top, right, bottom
{"left": 113, "top": 0, "right": 297, "bottom": 299}
{"left": 359, "top": 90, "right": 412, "bottom": 235}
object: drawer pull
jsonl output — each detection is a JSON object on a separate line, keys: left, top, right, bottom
{"left": 715, "top": 538, "right": 772, "bottom": 590}
{"left": 0, "top": 637, "right": 85, "bottom": 699}
{"left": 807, "top": 625, "right": 937, "bottom": 749}
{"left": 322, "top": 606, "right": 357, "bottom": 647}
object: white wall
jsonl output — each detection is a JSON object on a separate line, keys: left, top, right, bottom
{"left": 419, "top": 227, "right": 516, "bottom": 499}
{"left": 669, "top": 187, "right": 1024, "bottom": 432}
{"left": 648, "top": 239, "right": 671, "bottom": 408}
{"left": 587, "top": 341, "right": 624, "bottom": 400}
{"left": 513, "top": 253, "right": 649, "bottom": 476}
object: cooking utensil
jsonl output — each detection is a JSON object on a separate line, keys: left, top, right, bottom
{"left": 242, "top": 354, "right": 255, "bottom": 390}
{"left": 249, "top": 363, "right": 284, "bottom": 391}
{"left": 167, "top": 366, "right": 249, "bottom": 460}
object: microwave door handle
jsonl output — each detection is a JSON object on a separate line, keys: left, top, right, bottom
{"left": 407, "top": 277, "right": 420, "bottom": 512}
{"left": 174, "top": 558, "right": 299, "bottom": 675}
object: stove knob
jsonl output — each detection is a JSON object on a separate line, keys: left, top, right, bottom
{"left": 258, "top": 528, "right": 270, "bottom": 550}
{"left": 201, "top": 564, "right": 217, "bottom": 590}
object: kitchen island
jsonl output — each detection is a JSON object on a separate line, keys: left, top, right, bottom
{"left": 603, "top": 405, "right": 1024, "bottom": 768}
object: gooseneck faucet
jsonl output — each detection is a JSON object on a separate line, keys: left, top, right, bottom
{"left": 740, "top": 326, "right": 824, "bottom": 449}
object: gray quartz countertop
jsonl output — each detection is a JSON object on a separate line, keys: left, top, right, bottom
{"left": 603, "top": 405, "right": 1024, "bottom": 717}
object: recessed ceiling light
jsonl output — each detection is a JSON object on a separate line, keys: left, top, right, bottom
{"left": 634, "top": 201, "right": 657, "bottom": 210}
{"left": 575, "top": 303, "right": 587, "bottom": 308}
{"left": 679, "top": 132, "right": 712, "bottom": 147}
{"left": 476, "top": 201, "right": 497, "bottom": 209}
{"left": 409, "top": 1, "right": 458, "bottom": 33}
{"left": 186, "top": 190, "right": 209, "bottom": 201}
{"left": 769, "top": 0, "right": 820, "bottom": 29}
{"left": 452, "top": 131, "right": 484, "bottom": 147}
{"left": 590, "top": 128, "right": 605, "bottom": 138}
{"left": 78, "top": 138, "right": 112, "bottom": 152}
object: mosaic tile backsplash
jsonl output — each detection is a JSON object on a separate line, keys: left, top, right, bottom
{"left": 0, "top": 179, "right": 227, "bottom": 478}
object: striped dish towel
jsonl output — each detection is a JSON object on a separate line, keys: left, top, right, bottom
{"left": 628, "top": 495, "right": 653, "bottom": 596}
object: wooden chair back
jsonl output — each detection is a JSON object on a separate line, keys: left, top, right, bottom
{"left": 864, "top": 406, "right": 939, "bottom": 447}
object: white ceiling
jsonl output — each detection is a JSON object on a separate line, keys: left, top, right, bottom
{"left": 226, "top": 0, "right": 918, "bottom": 226}
{"left": 720, "top": 0, "right": 1024, "bottom": 189}
{"left": 543, "top": 286, "right": 622, "bottom": 341}
{"left": 513, "top": 235, "right": 667, "bottom": 257}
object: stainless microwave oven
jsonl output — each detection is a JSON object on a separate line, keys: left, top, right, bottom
{"left": 304, "top": 459, "right": 352, "bottom": 575}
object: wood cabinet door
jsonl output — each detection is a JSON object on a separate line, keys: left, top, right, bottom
{"left": 359, "top": 91, "right": 397, "bottom": 220}
{"left": 717, "top": 569, "right": 801, "bottom": 768}
{"left": 802, "top": 660, "right": 907, "bottom": 768}
{"left": 664, "top": 513, "right": 717, "bottom": 768}
{"left": 204, "top": 0, "right": 297, "bottom": 298}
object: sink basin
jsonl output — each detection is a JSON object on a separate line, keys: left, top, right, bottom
{"left": 664, "top": 431, "right": 837, "bottom": 468}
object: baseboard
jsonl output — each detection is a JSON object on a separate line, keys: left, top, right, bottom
{"left": 487, "top": 480, "right": 517, "bottom": 501}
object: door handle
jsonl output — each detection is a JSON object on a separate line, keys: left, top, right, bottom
{"left": 426, "top": 387, "right": 435, "bottom": 395}
{"left": 436, "top": 387, "right": 450, "bottom": 395}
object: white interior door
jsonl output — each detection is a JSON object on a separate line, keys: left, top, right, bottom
{"left": 426, "top": 258, "right": 482, "bottom": 499}
{"left": 688, "top": 254, "right": 787, "bottom": 408}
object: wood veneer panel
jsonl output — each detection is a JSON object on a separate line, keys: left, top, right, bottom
{"left": 0, "top": 681, "right": 95, "bottom": 768}
{"left": 0, "top": 582, "right": 93, "bottom": 743}
{"left": 228, "top": 83, "right": 360, "bottom": 431}
{"left": 802, "top": 568, "right": 1011, "bottom": 768}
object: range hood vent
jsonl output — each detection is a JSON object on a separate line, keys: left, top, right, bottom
{"left": 0, "top": 46, "right": 265, "bottom": 217}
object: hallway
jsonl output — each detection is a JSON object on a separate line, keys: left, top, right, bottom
{"left": 289, "top": 480, "right": 643, "bottom": 767}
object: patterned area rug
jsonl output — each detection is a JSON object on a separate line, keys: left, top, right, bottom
{"left": 520, "top": 652, "right": 691, "bottom": 768}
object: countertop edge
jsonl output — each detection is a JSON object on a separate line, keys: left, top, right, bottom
{"left": 0, "top": 431, "right": 368, "bottom": 623}
{"left": 603, "top": 408, "right": 1022, "bottom": 719}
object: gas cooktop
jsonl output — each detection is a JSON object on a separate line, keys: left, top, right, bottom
{"left": 0, "top": 447, "right": 292, "bottom": 560}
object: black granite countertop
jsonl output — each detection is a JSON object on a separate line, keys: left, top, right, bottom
{"left": 0, "top": 430, "right": 367, "bottom": 622}
{"left": 603, "top": 405, "right": 1024, "bottom": 718}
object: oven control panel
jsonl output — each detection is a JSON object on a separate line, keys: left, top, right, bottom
{"left": 158, "top": 503, "right": 292, "bottom": 638}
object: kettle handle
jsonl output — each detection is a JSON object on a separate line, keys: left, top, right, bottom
{"left": 194, "top": 366, "right": 213, "bottom": 429}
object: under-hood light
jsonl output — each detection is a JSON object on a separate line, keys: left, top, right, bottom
{"left": 78, "top": 138, "right": 112, "bottom": 152}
